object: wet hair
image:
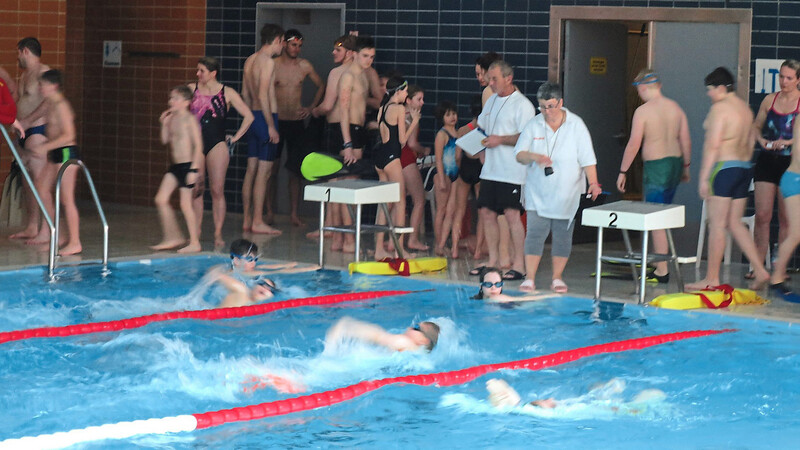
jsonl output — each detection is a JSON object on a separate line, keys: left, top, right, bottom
{"left": 704, "top": 67, "right": 735, "bottom": 92}
{"left": 435, "top": 100, "right": 457, "bottom": 123}
{"left": 418, "top": 321, "right": 440, "bottom": 351}
{"left": 488, "top": 60, "right": 513, "bottom": 79}
{"left": 537, "top": 82, "right": 563, "bottom": 102}
{"left": 230, "top": 238, "right": 258, "bottom": 257}
{"left": 335, "top": 34, "right": 357, "bottom": 51}
{"left": 198, "top": 56, "right": 220, "bottom": 75}
{"left": 381, "top": 75, "right": 408, "bottom": 107}
{"left": 476, "top": 51, "right": 501, "bottom": 71}
{"left": 171, "top": 85, "right": 193, "bottom": 101}
{"left": 469, "top": 94, "right": 483, "bottom": 119}
{"left": 17, "top": 37, "right": 41, "bottom": 57}
{"left": 406, "top": 84, "right": 423, "bottom": 101}
{"left": 40, "top": 70, "right": 63, "bottom": 90}
{"left": 781, "top": 59, "right": 800, "bottom": 79}
{"left": 354, "top": 35, "right": 375, "bottom": 52}
{"left": 472, "top": 267, "right": 503, "bottom": 299}
{"left": 260, "top": 23, "right": 285, "bottom": 47}
{"left": 285, "top": 28, "right": 303, "bottom": 41}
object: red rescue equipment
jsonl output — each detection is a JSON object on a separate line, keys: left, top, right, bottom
{"left": 0, "top": 290, "right": 412, "bottom": 346}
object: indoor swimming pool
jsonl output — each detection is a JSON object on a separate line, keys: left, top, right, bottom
{"left": 0, "top": 255, "right": 798, "bottom": 448}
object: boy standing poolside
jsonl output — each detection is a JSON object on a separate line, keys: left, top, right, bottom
{"left": 27, "top": 70, "right": 82, "bottom": 255}
{"left": 152, "top": 85, "right": 203, "bottom": 253}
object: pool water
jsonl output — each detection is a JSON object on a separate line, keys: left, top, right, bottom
{"left": 0, "top": 256, "right": 799, "bottom": 448}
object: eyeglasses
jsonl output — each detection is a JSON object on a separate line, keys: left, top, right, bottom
{"left": 481, "top": 281, "right": 504, "bottom": 288}
{"left": 537, "top": 104, "right": 559, "bottom": 112}
{"left": 231, "top": 253, "right": 260, "bottom": 262}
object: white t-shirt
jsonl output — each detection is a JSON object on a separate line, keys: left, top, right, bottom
{"left": 477, "top": 90, "right": 535, "bottom": 185}
{"left": 514, "top": 108, "right": 597, "bottom": 220}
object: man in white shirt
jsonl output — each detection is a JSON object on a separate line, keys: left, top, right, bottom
{"left": 475, "top": 60, "right": 535, "bottom": 281}
{"left": 515, "top": 82, "right": 602, "bottom": 293}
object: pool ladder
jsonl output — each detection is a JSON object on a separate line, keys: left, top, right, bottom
{"left": 1, "top": 126, "right": 109, "bottom": 281}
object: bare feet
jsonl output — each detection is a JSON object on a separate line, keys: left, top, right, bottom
{"left": 435, "top": 246, "right": 447, "bottom": 257}
{"left": 331, "top": 235, "right": 343, "bottom": 251}
{"left": 748, "top": 270, "right": 771, "bottom": 290}
{"left": 150, "top": 239, "right": 185, "bottom": 251}
{"left": 242, "top": 217, "right": 252, "bottom": 233}
{"left": 472, "top": 250, "right": 485, "bottom": 260}
{"left": 407, "top": 239, "right": 430, "bottom": 251}
{"left": 306, "top": 230, "right": 333, "bottom": 240}
{"left": 177, "top": 241, "right": 202, "bottom": 253}
{"left": 341, "top": 241, "right": 356, "bottom": 254}
{"left": 251, "top": 223, "right": 282, "bottom": 235}
{"left": 685, "top": 278, "right": 719, "bottom": 291}
{"left": 59, "top": 242, "right": 82, "bottom": 256}
{"left": 9, "top": 228, "right": 38, "bottom": 240}
{"left": 214, "top": 233, "right": 225, "bottom": 248}
{"left": 451, "top": 245, "right": 459, "bottom": 259}
{"left": 499, "top": 260, "right": 512, "bottom": 270}
{"left": 374, "top": 248, "right": 394, "bottom": 260}
{"left": 265, "top": 212, "right": 274, "bottom": 226}
{"left": 26, "top": 233, "right": 50, "bottom": 246}
{"left": 291, "top": 215, "right": 305, "bottom": 227}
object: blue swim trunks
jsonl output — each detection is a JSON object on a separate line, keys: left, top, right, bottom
{"left": 780, "top": 170, "right": 800, "bottom": 199}
{"left": 248, "top": 111, "right": 280, "bottom": 161}
{"left": 643, "top": 156, "right": 683, "bottom": 204}
{"left": 709, "top": 160, "right": 752, "bottom": 199}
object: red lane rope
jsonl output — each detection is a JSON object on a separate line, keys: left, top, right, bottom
{"left": 193, "top": 328, "right": 734, "bottom": 429}
{"left": 0, "top": 290, "right": 412, "bottom": 346}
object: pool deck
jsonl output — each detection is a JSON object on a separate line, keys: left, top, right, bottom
{"left": 1, "top": 201, "right": 798, "bottom": 323}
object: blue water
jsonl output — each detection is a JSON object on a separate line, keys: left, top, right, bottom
{"left": 0, "top": 256, "right": 799, "bottom": 449}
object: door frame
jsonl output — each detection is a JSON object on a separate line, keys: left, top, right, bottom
{"left": 548, "top": 6, "right": 752, "bottom": 100}
{"left": 255, "top": 2, "right": 346, "bottom": 50}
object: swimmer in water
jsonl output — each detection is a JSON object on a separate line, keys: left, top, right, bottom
{"left": 473, "top": 267, "right": 553, "bottom": 303}
{"left": 207, "top": 238, "right": 319, "bottom": 307}
{"left": 485, "top": 378, "right": 666, "bottom": 415}
{"left": 324, "top": 316, "right": 440, "bottom": 352}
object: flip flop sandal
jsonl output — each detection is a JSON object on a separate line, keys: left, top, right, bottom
{"left": 551, "top": 278, "right": 568, "bottom": 293}
{"left": 503, "top": 269, "right": 524, "bottom": 281}
{"left": 519, "top": 279, "right": 536, "bottom": 292}
{"left": 469, "top": 265, "right": 487, "bottom": 276}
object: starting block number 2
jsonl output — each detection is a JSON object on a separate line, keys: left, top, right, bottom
{"left": 608, "top": 213, "right": 618, "bottom": 228}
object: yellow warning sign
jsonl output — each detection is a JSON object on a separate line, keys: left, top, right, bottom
{"left": 590, "top": 57, "right": 607, "bottom": 75}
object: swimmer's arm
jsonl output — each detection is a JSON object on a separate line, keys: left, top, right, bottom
{"left": 17, "top": 99, "right": 48, "bottom": 129}
{"left": 405, "top": 114, "right": 428, "bottom": 156}
{"left": 326, "top": 317, "right": 412, "bottom": 351}
{"left": 313, "top": 69, "right": 339, "bottom": 117}
{"left": 678, "top": 109, "right": 692, "bottom": 181}
{"left": 277, "top": 264, "right": 321, "bottom": 274}
{"left": 257, "top": 262, "right": 298, "bottom": 270}
{"left": 225, "top": 87, "right": 254, "bottom": 143}
{"left": 751, "top": 94, "right": 772, "bottom": 148}
{"left": 434, "top": 130, "right": 448, "bottom": 185}
{"left": 213, "top": 272, "right": 249, "bottom": 295}
{"left": 619, "top": 109, "right": 644, "bottom": 173}
{"left": 159, "top": 110, "right": 171, "bottom": 144}
{"left": 338, "top": 72, "right": 354, "bottom": 142}
{"left": 399, "top": 105, "right": 419, "bottom": 147}
{"left": 258, "top": 59, "right": 278, "bottom": 141}
{"left": 36, "top": 102, "right": 75, "bottom": 152}
{"left": 366, "top": 68, "right": 383, "bottom": 110}
{"left": 699, "top": 108, "right": 724, "bottom": 198}
{"left": 188, "top": 115, "right": 203, "bottom": 169}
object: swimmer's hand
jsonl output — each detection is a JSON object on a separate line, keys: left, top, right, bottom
{"left": 699, "top": 180, "right": 710, "bottom": 200}
{"left": 268, "top": 125, "right": 279, "bottom": 144}
{"left": 616, "top": 172, "right": 626, "bottom": 193}
{"left": 681, "top": 166, "right": 690, "bottom": 183}
{"left": 298, "top": 107, "right": 312, "bottom": 119}
{"left": 486, "top": 379, "right": 522, "bottom": 408}
{"left": 159, "top": 109, "right": 172, "bottom": 124}
{"left": 342, "top": 147, "right": 357, "bottom": 165}
{"left": 12, "top": 119, "right": 24, "bottom": 138}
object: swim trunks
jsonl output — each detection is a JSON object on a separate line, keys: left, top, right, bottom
{"left": 439, "top": 128, "right": 459, "bottom": 182}
{"left": 190, "top": 85, "right": 227, "bottom": 155}
{"left": 459, "top": 156, "right": 482, "bottom": 186}
{"left": 18, "top": 124, "right": 46, "bottom": 148}
{"left": 709, "top": 160, "right": 752, "bottom": 199}
{"left": 477, "top": 179, "right": 523, "bottom": 214}
{"left": 400, "top": 145, "right": 417, "bottom": 168}
{"left": 324, "top": 122, "right": 343, "bottom": 155}
{"left": 780, "top": 170, "right": 800, "bottom": 199}
{"left": 643, "top": 156, "right": 683, "bottom": 204}
{"left": 754, "top": 151, "right": 792, "bottom": 185}
{"left": 373, "top": 103, "right": 401, "bottom": 170}
{"left": 47, "top": 145, "right": 80, "bottom": 164}
{"left": 247, "top": 111, "right": 280, "bottom": 161}
{"left": 278, "top": 119, "right": 309, "bottom": 176}
{"left": 349, "top": 124, "right": 368, "bottom": 150}
{"left": 168, "top": 162, "right": 198, "bottom": 189}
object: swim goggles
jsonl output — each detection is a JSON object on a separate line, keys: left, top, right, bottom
{"left": 481, "top": 281, "right": 504, "bottom": 288}
{"left": 632, "top": 73, "right": 659, "bottom": 86}
{"left": 388, "top": 80, "right": 408, "bottom": 95}
{"left": 256, "top": 278, "right": 280, "bottom": 292}
{"left": 230, "top": 253, "right": 260, "bottom": 262}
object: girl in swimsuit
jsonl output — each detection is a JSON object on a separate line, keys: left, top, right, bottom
{"left": 751, "top": 59, "right": 800, "bottom": 277}
{"left": 373, "top": 76, "right": 420, "bottom": 261}
{"left": 400, "top": 85, "right": 430, "bottom": 251}
{"left": 433, "top": 100, "right": 460, "bottom": 256}
{"left": 189, "top": 57, "right": 254, "bottom": 247}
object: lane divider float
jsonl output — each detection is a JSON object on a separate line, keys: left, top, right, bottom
{"left": 0, "top": 328, "right": 735, "bottom": 449}
{"left": 0, "top": 290, "right": 412, "bottom": 346}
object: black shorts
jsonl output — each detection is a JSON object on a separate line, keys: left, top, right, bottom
{"left": 168, "top": 162, "right": 198, "bottom": 189}
{"left": 324, "top": 122, "right": 343, "bottom": 155}
{"left": 349, "top": 124, "right": 368, "bottom": 150}
{"left": 753, "top": 150, "right": 791, "bottom": 185}
{"left": 459, "top": 156, "right": 482, "bottom": 186}
{"left": 278, "top": 119, "right": 309, "bottom": 176}
{"left": 48, "top": 145, "right": 80, "bottom": 164}
{"left": 477, "top": 179, "right": 523, "bottom": 214}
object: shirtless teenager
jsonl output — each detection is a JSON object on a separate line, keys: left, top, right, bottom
{"left": 11, "top": 37, "right": 50, "bottom": 241}
{"left": 268, "top": 29, "right": 324, "bottom": 227}
{"left": 617, "top": 69, "right": 691, "bottom": 282}
{"left": 306, "top": 34, "right": 355, "bottom": 244}
{"left": 687, "top": 67, "right": 770, "bottom": 291}
{"left": 241, "top": 23, "right": 284, "bottom": 235}
{"left": 152, "top": 86, "right": 203, "bottom": 254}
{"left": 26, "top": 70, "right": 82, "bottom": 254}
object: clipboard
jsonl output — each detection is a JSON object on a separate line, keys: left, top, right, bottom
{"left": 455, "top": 128, "right": 487, "bottom": 156}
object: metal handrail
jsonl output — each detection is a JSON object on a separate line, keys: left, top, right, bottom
{"left": 54, "top": 159, "right": 109, "bottom": 278}
{"left": 0, "top": 125, "right": 56, "bottom": 272}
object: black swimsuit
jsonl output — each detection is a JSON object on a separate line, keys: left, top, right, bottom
{"left": 373, "top": 103, "right": 401, "bottom": 170}
{"left": 190, "top": 85, "right": 228, "bottom": 155}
